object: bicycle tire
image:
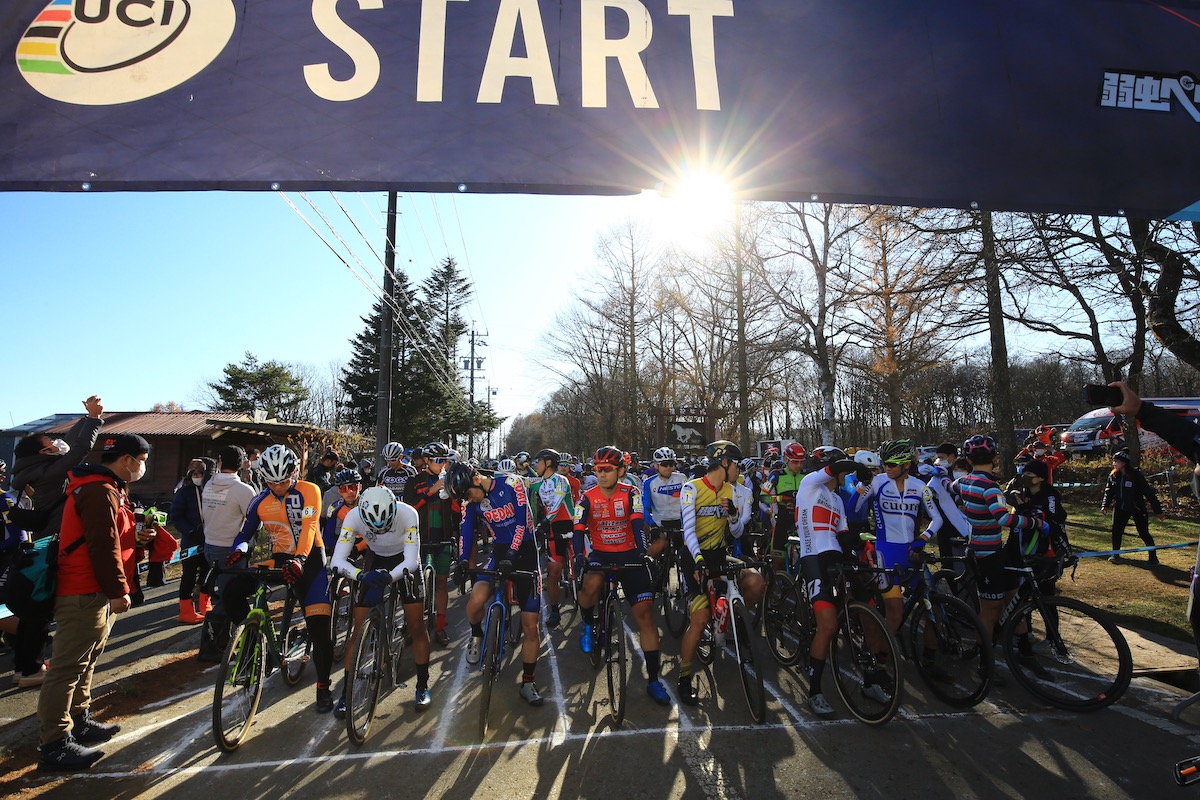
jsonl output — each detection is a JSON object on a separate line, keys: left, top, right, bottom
{"left": 696, "top": 619, "right": 716, "bottom": 666}
{"left": 830, "top": 599, "right": 903, "bottom": 726}
{"left": 1001, "top": 595, "right": 1132, "bottom": 712}
{"left": 732, "top": 600, "right": 767, "bottom": 723}
{"left": 663, "top": 559, "right": 689, "bottom": 639}
{"left": 213, "top": 621, "right": 267, "bottom": 753}
{"left": 423, "top": 564, "right": 436, "bottom": 634}
{"left": 909, "top": 593, "right": 991, "bottom": 708}
{"left": 280, "top": 606, "right": 311, "bottom": 688}
{"left": 605, "top": 598, "right": 628, "bottom": 725}
{"left": 932, "top": 568, "right": 979, "bottom": 614}
{"left": 764, "top": 574, "right": 809, "bottom": 668}
{"left": 390, "top": 608, "right": 408, "bottom": 686}
{"left": 478, "top": 610, "right": 503, "bottom": 737}
{"left": 330, "top": 576, "right": 353, "bottom": 661}
{"left": 346, "top": 611, "right": 382, "bottom": 745}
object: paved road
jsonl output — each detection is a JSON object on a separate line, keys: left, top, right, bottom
{"left": 3, "top": 582, "right": 1200, "bottom": 799}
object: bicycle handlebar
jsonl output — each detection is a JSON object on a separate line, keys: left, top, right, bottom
{"left": 468, "top": 567, "right": 539, "bottom": 580}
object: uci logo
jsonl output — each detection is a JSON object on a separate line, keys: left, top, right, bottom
{"left": 16, "top": 0, "right": 235, "bottom": 105}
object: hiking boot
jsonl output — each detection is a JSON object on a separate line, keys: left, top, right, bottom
{"left": 466, "top": 636, "right": 481, "bottom": 665}
{"left": 647, "top": 679, "right": 672, "bottom": 706}
{"left": 579, "top": 623, "right": 595, "bottom": 654}
{"left": 415, "top": 687, "right": 432, "bottom": 711}
{"left": 808, "top": 693, "right": 836, "bottom": 719}
{"left": 519, "top": 682, "right": 544, "bottom": 706}
{"left": 546, "top": 605, "right": 561, "bottom": 630}
{"left": 178, "top": 599, "right": 204, "bottom": 625}
{"left": 315, "top": 686, "right": 334, "bottom": 714}
{"left": 71, "top": 711, "right": 120, "bottom": 745}
{"left": 677, "top": 677, "right": 699, "bottom": 706}
{"left": 39, "top": 736, "right": 103, "bottom": 772}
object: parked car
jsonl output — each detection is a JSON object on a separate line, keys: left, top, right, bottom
{"left": 1061, "top": 398, "right": 1200, "bottom": 456}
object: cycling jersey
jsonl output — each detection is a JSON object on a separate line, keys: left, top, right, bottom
{"left": 322, "top": 498, "right": 355, "bottom": 548}
{"left": 573, "top": 483, "right": 646, "bottom": 554}
{"left": 795, "top": 467, "right": 848, "bottom": 559}
{"left": 403, "top": 470, "right": 458, "bottom": 545}
{"left": 641, "top": 470, "right": 686, "bottom": 525}
{"left": 763, "top": 467, "right": 805, "bottom": 529}
{"left": 952, "top": 470, "right": 1039, "bottom": 555}
{"left": 330, "top": 503, "right": 420, "bottom": 581}
{"left": 531, "top": 472, "right": 577, "bottom": 525}
{"left": 917, "top": 463, "right": 970, "bottom": 538}
{"left": 865, "top": 472, "right": 935, "bottom": 545}
{"left": 377, "top": 464, "right": 417, "bottom": 499}
{"left": 459, "top": 473, "right": 536, "bottom": 561}
{"left": 680, "top": 476, "right": 733, "bottom": 559}
{"left": 233, "top": 480, "right": 323, "bottom": 557}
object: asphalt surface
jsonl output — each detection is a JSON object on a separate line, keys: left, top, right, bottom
{"left": 3, "top": 580, "right": 1200, "bottom": 800}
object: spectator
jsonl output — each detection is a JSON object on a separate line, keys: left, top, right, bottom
{"left": 36, "top": 432, "right": 144, "bottom": 771}
{"left": 9, "top": 396, "right": 105, "bottom": 689}
{"left": 198, "top": 445, "right": 256, "bottom": 662}
{"left": 239, "top": 447, "right": 264, "bottom": 492}
{"left": 1101, "top": 449, "right": 1163, "bottom": 564}
{"left": 169, "top": 458, "right": 214, "bottom": 624}
{"left": 306, "top": 449, "right": 339, "bottom": 494}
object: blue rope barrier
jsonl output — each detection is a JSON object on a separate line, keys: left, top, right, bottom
{"left": 1075, "top": 540, "right": 1200, "bottom": 559}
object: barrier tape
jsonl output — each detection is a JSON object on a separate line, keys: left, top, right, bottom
{"left": 1074, "top": 540, "right": 1200, "bottom": 559}
{"left": 136, "top": 545, "right": 202, "bottom": 575}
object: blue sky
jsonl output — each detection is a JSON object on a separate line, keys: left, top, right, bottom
{"left": 1, "top": 189, "right": 656, "bottom": 431}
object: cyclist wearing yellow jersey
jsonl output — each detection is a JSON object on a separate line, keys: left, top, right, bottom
{"left": 676, "top": 440, "right": 765, "bottom": 705}
{"left": 225, "top": 445, "right": 336, "bottom": 714}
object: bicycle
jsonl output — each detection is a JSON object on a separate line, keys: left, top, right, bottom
{"left": 471, "top": 566, "right": 539, "bottom": 737}
{"left": 694, "top": 555, "right": 769, "bottom": 724}
{"left": 750, "top": 533, "right": 811, "bottom": 668}
{"left": 419, "top": 542, "right": 441, "bottom": 634}
{"left": 935, "top": 548, "right": 1132, "bottom": 711}
{"left": 583, "top": 561, "right": 647, "bottom": 726}
{"left": 212, "top": 565, "right": 313, "bottom": 753}
{"left": 345, "top": 571, "right": 412, "bottom": 744}
{"left": 328, "top": 554, "right": 358, "bottom": 661}
{"left": 657, "top": 526, "right": 690, "bottom": 638}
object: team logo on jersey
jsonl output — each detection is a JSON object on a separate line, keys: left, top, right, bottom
{"left": 16, "top": 0, "right": 236, "bottom": 105}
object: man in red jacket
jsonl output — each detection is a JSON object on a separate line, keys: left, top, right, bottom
{"left": 36, "top": 433, "right": 144, "bottom": 771}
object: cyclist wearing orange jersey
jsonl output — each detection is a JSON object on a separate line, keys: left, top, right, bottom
{"left": 225, "top": 445, "right": 336, "bottom": 714}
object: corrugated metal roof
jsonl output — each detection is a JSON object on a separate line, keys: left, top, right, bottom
{"left": 39, "top": 411, "right": 256, "bottom": 438}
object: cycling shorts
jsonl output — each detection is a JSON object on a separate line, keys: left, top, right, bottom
{"left": 545, "top": 519, "right": 575, "bottom": 563}
{"left": 480, "top": 549, "right": 542, "bottom": 614}
{"left": 355, "top": 550, "right": 424, "bottom": 608}
{"left": 427, "top": 541, "right": 455, "bottom": 577}
{"left": 971, "top": 547, "right": 1017, "bottom": 601}
{"left": 586, "top": 550, "right": 654, "bottom": 605}
{"left": 801, "top": 551, "right": 841, "bottom": 612}
{"left": 873, "top": 539, "right": 912, "bottom": 600}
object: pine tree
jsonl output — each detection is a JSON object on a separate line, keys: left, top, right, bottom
{"left": 208, "top": 353, "right": 309, "bottom": 421}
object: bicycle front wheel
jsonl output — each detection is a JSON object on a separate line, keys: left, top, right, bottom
{"left": 281, "top": 609, "right": 312, "bottom": 688}
{"left": 732, "top": 600, "right": 767, "bottom": 723}
{"left": 1001, "top": 596, "right": 1132, "bottom": 712}
{"left": 213, "top": 621, "right": 267, "bottom": 753}
{"left": 423, "top": 565, "right": 436, "bottom": 633}
{"left": 330, "top": 576, "right": 353, "bottom": 661}
{"left": 346, "top": 612, "right": 382, "bottom": 745}
{"left": 765, "top": 574, "right": 809, "bottom": 668}
{"left": 478, "top": 611, "right": 503, "bottom": 737}
{"left": 663, "top": 558, "right": 689, "bottom": 639}
{"left": 830, "top": 600, "right": 903, "bottom": 726}
{"left": 605, "top": 599, "right": 628, "bottom": 725}
{"left": 909, "top": 593, "right": 991, "bottom": 708}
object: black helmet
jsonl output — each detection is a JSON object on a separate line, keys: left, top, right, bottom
{"left": 444, "top": 462, "right": 478, "bottom": 499}
{"left": 334, "top": 468, "right": 363, "bottom": 486}
{"left": 879, "top": 439, "right": 913, "bottom": 465}
{"left": 423, "top": 441, "right": 451, "bottom": 460}
{"left": 534, "top": 448, "right": 561, "bottom": 468}
{"left": 962, "top": 435, "right": 998, "bottom": 462}
{"left": 809, "top": 446, "right": 850, "bottom": 472}
{"left": 705, "top": 440, "right": 742, "bottom": 463}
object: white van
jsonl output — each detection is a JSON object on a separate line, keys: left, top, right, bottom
{"left": 1061, "top": 398, "right": 1200, "bottom": 456}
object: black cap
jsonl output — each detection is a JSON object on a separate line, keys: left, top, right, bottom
{"left": 217, "top": 444, "right": 246, "bottom": 470}
{"left": 1023, "top": 460, "right": 1049, "bottom": 480}
{"left": 322, "top": 450, "right": 339, "bottom": 461}
{"left": 100, "top": 433, "right": 150, "bottom": 457}
{"left": 936, "top": 442, "right": 958, "bottom": 456}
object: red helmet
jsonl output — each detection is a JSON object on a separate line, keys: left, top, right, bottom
{"left": 594, "top": 446, "right": 624, "bottom": 468}
{"left": 783, "top": 443, "right": 807, "bottom": 462}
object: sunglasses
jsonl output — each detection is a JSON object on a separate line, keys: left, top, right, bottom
{"left": 431, "top": 457, "right": 449, "bottom": 464}
{"left": 337, "top": 483, "right": 361, "bottom": 491}
{"left": 594, "top": 465, "right": 619, "bottom": 474}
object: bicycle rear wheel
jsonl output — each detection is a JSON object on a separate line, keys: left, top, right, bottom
{"left": 909, "top": 593, "right": 991, "bottom": 708}
{"left": 1001, "top": 596, "right": 1132, "bottom": 711}
{"left": 213, "top": 621, "right": 267, "bottom": 753}
{"left": 478, "top": 611, "right": 503, "bottom": 737}
{"left": 932, "top": 568, "right": 979, "bottom": 614}
{"left": 732, "top": 600, "right": 767, "bottom": 723}
{"left": 423, "top": 565, "right": 436, "bottom": 634}
{"left": 346, "top": 612, "right": 382, "bottom": 745}
{"left": 830, "top": 600, "right": 903, "bottom": 726}
{"left": 605, "top": 599, "right": 628, "bottom": 725}
{"left": 764, "top": 574, "right": 809, "bottom": 668}
{"left": 281, "top": 608, "right": 312, "bottom": 688}
{"left": 330, "top": 576, "right": 353, "bottom": 661}
{"left": 663, "top": 559, "right": 689, "bottom": 639}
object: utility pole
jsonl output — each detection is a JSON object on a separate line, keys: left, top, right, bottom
{"left": 463, "top": 326, "right": 487, "bottom": 461}
{"left": 374, "top": 191, "right": 398, "bottom": 472}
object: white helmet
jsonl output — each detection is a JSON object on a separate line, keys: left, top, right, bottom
{"left": 854, "top": 450, "right": 882, "bottom": 469}
{"left": 653, "top": 446, "right": 677, "bottom": 463}
{"left": 382, "top": 442, "right": 404, "bottom": 462}
{"left": 358, "top": 486, "right": 397, "bottom": 533}
{"left": 259, "top": 444, "right": 297, "bottom": 483}
{"left": 496, "top": 458, "right": 517, "bottom": 474}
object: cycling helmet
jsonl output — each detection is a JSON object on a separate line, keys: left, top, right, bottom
{"left": 962, "top": 435, "right": 998, "bottom": 461}
{"left": 706, "top": 440, "right": 742, "bottom": 463}
{"left": 496, "top": 458, "right": 517, "bottom": 474}
{"left": 854, "top": 450, "right": 882, "bottom": 469}
{"left": 809, "top": 446, "right": 850, "bottom": 471}
{"left": 448, "top": 448, "right": 461, "bottom": 461}
{"left": 515, "top": 451, "right": 531, "bottom": 464}
{"left": 258, "top": 444, "right": 297, "bottom": 483}
{"left": 409, "top": 446, "right": 425, "bottom": 460}
{"left": 879, "top": 439, "right": 913, "bottom": 465}
{"left": 653, "top": 446, "right": 677, "bottom": 463}
{"left": 423, "top": 441, "right": 451, "bottom": 460}
{"left": 629, "top": 452, "right": 640, "bottom": 462}
{"left": 1112, "top": 449, "right": 1132, "bottom": 465}
{"left": 444, "top": 462, "right": 478, "bottom": 499}
{"left": 739, "top": 457, "right": 757, "bottom": 472}
{"left": 358, "top": 486, "right": 397, "bottom": 533}
{"left": 593, "top": 446, "right": 624, "bottom": 468}
{"left": 334, "top": 468, "right": 363, "bottom": 486}
{"left": 534, "top": 448, "right": 561, "bottom": 468}
{"left": 622, "top": 451, "right": 632, "bottom": 466}
{"left": 783, "top": 443, "right": 807, "bottom": 462}
{"left": 381, "top": 442, "right": 404, "bottom": 462}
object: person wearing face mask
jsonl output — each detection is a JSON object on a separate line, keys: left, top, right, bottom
{"left": 36, "top": 432, "right": 144, "bottom": 771}
{"left": 169, "top": 458, "right": 215, "bottom": 624}
{"left": 1014, "top": 427, "right": 1068, "bottom": 483}
{"left": 9, "top": 396, "right": 105, "bottom": 690}
{"left": 239, "top": 447, "right": 265, "bottom": 492}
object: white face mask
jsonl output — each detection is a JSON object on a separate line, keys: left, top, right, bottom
{"left": 248, "top": 459, "right": 260, "bottom": 468}
{"left": 191, "top": 476, "right": 203, "bottom": 486}
{"left": 51, "top": 439, "right": 69, "bottom": 455}
{"left": 127, "top": 457, "right": 146, "bottom": 483}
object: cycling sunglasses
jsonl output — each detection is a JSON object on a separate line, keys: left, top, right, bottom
{"left": 594, "top": 465, "right": 619, "bottom": 474}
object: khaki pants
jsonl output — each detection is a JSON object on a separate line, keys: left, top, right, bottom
{"left": 37, "top": 593, "right": 113, "bottom": 745}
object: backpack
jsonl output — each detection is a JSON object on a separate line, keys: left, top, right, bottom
{"left": 0, "top": 534, "right": 86, "bottom": 618}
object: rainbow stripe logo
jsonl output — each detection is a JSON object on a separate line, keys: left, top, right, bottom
{"left": 15, "top": 0, "right": 236, "bottom": 106}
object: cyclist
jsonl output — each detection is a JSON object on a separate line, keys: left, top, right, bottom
{"left": 401, "top": 441, "right": 458, "bottom": 647}
{"left": 643, "top": 446, "right": 686, "bottom": 566}
{"left": 953, "top": 435, "right": 1047, "bottom": 658}
{"left": 530, "top": 448, "right": 576, "bottom": 629}
{"left": 514, "top": 451, "right": 536, "bottom": 479}
{"left": 224, "top": 445, "right": 337, "bottom": 713}
{"left": 323, "top": 468, "right": 364, "bottom": 547}
{"left": 676, "top": 441, "right": 765, "bottom": 705}
{"left": 495, "top": 458, "right": 518, "bottom": 476}
{"left": 330, "top": 486, "right": 432, "bottom": 715}
{"left": 762, "top": 443, "right": 807, "bottom": 567}
{"left": 377, "top": 442, "right": 417, "bottom": 500}
{"left": 795, "top": 447, "right": 872, "bottom": 718}
{"left": 448, "top": 463, "right": 546, "bottom": 707}
{"left": 916, "top": 455, "right": 971, "bottom": 560}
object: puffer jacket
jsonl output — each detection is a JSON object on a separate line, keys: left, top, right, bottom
{"left": 10, "top": 415, "right": 104, "bottom": 537}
